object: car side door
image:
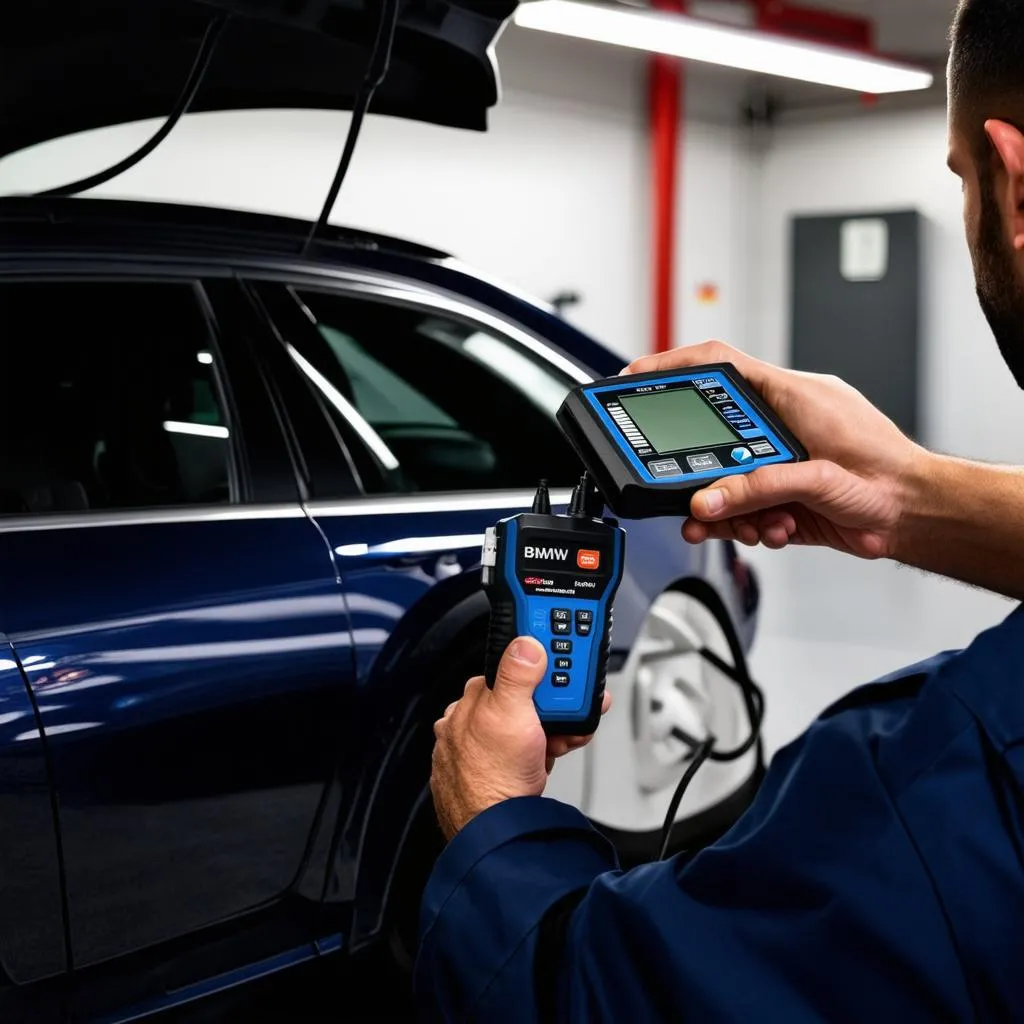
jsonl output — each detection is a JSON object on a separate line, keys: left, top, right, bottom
{"left": 247, "top": 276, "right": 604, "bottom": 931}
{"left": 0, "top": 273, "right": 355, "bottom": 980}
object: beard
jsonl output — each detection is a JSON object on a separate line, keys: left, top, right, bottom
{"left": 974, "top": 175, "right": 1024, "bottom": 389}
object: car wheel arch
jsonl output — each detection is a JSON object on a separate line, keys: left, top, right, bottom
{"left": 346, "top": 575, "right": 490, "bottom": 952}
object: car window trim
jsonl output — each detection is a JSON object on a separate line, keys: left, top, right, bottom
{"left": 0, "top": 490, "right": 575, "bottom": 534}
{"left": 240, "top": 268, "right": 595, "bottom": 389}
{"left": 240, "top": 280, "right": 364, "bottom": 501}
{"left": 193, "top": 280, "right": 248, "bottom": 503}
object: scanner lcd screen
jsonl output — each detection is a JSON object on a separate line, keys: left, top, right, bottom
{"left": 619, "top": 389, "right": 736, "bottom": 455}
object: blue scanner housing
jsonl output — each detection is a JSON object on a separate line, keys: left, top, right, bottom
{"left": 482, "top": 508, "right": 625, "bottom": 736}
{"left": 557, "top": 363, "right": 808, "bottom": 520}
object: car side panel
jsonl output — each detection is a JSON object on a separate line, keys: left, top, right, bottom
{"left": 0, "top": 635, "right": 66, "bottom": 987}
{"left": 0, "top": 512, "right": 353, "bottom": 969}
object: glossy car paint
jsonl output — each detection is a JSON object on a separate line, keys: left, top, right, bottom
{"left": 0, "top": 637, "right": 66, "bottom": 985}
{"left": 0, "top": 199, "right": 759, "bottom": 1020}
{"left": 0, "top": 510, "right": 353, "bottom": 968}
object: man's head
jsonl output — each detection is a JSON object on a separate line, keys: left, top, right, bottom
{"left": 949, "top": 0, "right": 1024, "bottom": 387}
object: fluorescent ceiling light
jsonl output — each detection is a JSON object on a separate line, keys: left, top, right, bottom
{"left": 513, "top": 1, "right": 934, "bottom": 94}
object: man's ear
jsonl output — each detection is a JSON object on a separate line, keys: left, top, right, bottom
{"left": 985, "top": 119, "right": 1024, "bottom": 251}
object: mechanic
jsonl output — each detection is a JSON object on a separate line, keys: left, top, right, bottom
{"left": 417, "top": 1, "right": 1024, "bottom": 1020}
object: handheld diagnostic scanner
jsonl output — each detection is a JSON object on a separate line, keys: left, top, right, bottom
{"left": 557, "top": 363, "right": 808, "bottom": 520}
{"left": 482, "top": 479, "right": 625, "bottom": 737}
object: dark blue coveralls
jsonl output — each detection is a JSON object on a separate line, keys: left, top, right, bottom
{"left": 416, "top": 608, "right": 1024, "bottom": 1021}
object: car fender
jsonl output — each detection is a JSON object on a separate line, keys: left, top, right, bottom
{"left": 344, "top": 571, "right": 490, "bottom": 950}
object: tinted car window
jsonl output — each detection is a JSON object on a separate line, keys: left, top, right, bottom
{"left": 0, "top": 281, "right": 234, "bottom": 515}
{"left": 286, "top": 288, "right": 582, "bottom": 494}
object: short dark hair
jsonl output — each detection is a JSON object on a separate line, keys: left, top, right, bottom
{"left": 950, "top": 0, "right": 1024, "bottom": 146}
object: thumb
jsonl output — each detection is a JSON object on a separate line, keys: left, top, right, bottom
{"left": 491, "top": 637, "right": 548, "bottom": 708}
{"left": 691, "top": 461, "right": 846, "bottom": 521}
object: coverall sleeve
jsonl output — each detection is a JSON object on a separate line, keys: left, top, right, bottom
{"left": 416, "top": 684, "right": 976, "bottom": 1023}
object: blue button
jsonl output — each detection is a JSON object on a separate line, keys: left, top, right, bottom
{"left": 731, "top": 447, "right": 754, "bottom": 465}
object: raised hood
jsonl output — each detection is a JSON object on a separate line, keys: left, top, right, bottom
{"left": 0, "top": 0, "right": 518, "bottom": 162}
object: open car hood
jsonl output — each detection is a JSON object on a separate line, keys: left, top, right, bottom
{"left": 0, "top": 0, "right": 518, "bottom": 162}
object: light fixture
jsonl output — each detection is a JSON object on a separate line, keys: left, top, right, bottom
{"left": 513, "top": 0, "right": 935, "bottom": 95}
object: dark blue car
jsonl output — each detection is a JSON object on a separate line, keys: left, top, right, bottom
{"left": 0, "top": 2, "right": 761, "bottom": 1019}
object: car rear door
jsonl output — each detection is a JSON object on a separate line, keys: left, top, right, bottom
{"left": 0, "top": 272, "right": 355, "bottom": 975}
{"left": 246, "top": 277, "right": 603, "bottom": 847}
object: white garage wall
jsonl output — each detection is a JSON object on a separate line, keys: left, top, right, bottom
{"left": 753, "top": 104, "right": 1024, "bottom": 462}
{"left": 0, "top": 27, "right": 751, "bottom": 364}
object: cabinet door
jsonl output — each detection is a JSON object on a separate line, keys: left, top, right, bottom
{"left": 0, "top": 276, "right": 354, "bottom": 968}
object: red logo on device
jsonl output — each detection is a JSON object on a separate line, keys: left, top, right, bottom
{"left": 577, "top": 550, "right": 600, "bottom": 571}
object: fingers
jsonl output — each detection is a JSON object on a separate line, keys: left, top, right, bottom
{"left": 546, "top": 692, "right": 611, "bottom": 759}
{"left": 683, "top": 509, "right": 798, "bottom": 549}
{"left": 434, "top": 677, "right": 485, "bottom": 736}
{"left": 690, "top": 462, "right": 843, "bottom": 524}
{"left": 622, "top": 341, "right": 774, "bottom": 394}
{"left": 489, "top": 637, "right": 548, "bottom": 709}
{"left": 547, "top": 733, "right": 593, "bottom": 758}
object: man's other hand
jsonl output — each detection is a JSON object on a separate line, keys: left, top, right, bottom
{"left": 624, "top": 341, "right": 925, "bottom": 560}
{"left": 430, "top": 637, "right": 610, "bottom": 841}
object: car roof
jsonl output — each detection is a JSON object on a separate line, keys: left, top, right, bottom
{"left": 0, "top": 195, "right": 451, "bottom": 264}
{"left": 0, "top": 195, "right": 627, "bottom": 384}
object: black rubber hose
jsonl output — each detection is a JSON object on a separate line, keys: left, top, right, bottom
{"left": 301, "top": 0, "right": 401, "bottom": 255}
{"left": 35, "top": 14, "right": 229, "bottom": 198}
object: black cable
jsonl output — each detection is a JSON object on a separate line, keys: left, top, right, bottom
{"left": 654, "top": 580, "right": 768, "bottom": 861}
{"left": 701, "top": 646, "right": 765, "bottom": 763}
{"left": 35, "top": 15, "right": 229, "bottom": 198}
{"left": 301, "top": 0, "right": 401, "bottom": 255}
{"left": 656, "top": 738, "right": 715, "bottom": 862}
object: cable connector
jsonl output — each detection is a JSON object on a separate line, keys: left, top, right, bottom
{"left": 569, "top": 475, "right": 588, "bottom": 518}
{"left": 531, "top": 480, "right": 552, "bottom": 515}
{"left": 569, "top": 472, "right": 604, "bottom": 519}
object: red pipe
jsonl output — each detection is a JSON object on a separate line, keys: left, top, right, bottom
{"left": 650, "top": 0, "right": 686, "bottom": 354}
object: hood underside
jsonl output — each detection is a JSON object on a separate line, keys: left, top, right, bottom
{"left": 0, "top": 0, "right": 518, "bottom": 162}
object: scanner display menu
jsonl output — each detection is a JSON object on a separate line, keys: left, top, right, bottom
{"left": 619, "top": 389, "right": 735, "bottom": 454}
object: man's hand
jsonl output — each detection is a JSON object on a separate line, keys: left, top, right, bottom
{"left": 624, "top": 341, "right": 926, "bottom": 560}
{"left": 430, "top": 637, "right": 610, "bottom": 841}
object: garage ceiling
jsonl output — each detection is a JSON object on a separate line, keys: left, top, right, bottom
{"left": 696, "top": 0, "right": 957, "bottom": 117}
{"left": 806, "top": 0, "right": 957, "bottom": 59}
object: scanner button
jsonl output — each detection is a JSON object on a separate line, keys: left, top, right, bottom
{"left": 686, "top": 452, "right": 723, "bottom": 473}
{"left": 576, "top": 622, "right": 592, "bottom": 637}
{"left": 555, "top": 658, "right": 572, "bottom": 670}
{"left": 551, "top": 608, "right": 570, "bottom": 623}
{"left": 552, "top": 620, "right": 571, "bottom": 635}
{"left": 575, "top": 609, "right": 593, "bottom": 624}
{"left": 551, "top": 639, "right": 573, "bottom": 654}
{"left": 552, "top": 673, "right": 571, "bottom": 688}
